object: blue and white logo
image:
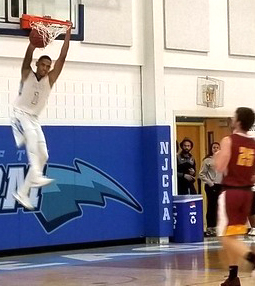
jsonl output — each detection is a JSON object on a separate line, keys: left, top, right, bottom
{"left": 0, "top": 159, "right": 143, "bottom": 233}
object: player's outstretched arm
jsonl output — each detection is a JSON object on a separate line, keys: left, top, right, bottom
{"left": 49, "top": 23, "right": 72, "bottom": 87}
{"left": 21, "top": 43, "right": 36, "bottom": 82}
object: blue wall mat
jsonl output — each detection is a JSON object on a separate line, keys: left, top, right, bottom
{"left": 143, "top": 126, "right": 173, "bottom": 237}
{"left": 0, "top": 125, "right": 172, "bottom": 250}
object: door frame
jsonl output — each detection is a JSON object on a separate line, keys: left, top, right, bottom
{"left": 172, "top": 110, "right": 233, "bottom": 196}
{"left": 174, "top": 122, "right": 206, "bottom": 195}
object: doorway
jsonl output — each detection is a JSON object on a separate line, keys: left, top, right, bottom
{"left": 176, "top": 122, "right": 205, "bottom": 192}
{"left": 176, "top": 117, "right": 232, "bottom": 178}
{"left": 176, "top": 116, "right": 232, "bottom": 230}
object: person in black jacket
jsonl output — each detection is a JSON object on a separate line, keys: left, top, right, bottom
{"left": 177, "top": 138, "right": 197, "bottom": 195}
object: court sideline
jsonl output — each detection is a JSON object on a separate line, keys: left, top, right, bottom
{"left": 0, "top": 238, "right": 255, "bottom": 286}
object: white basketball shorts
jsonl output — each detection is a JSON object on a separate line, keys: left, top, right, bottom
{"left": 11, "top": 108, "right": 45, "bottom": 148}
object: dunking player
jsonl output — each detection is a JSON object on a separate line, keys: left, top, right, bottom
{"left": 215, "top": 107, "right": 255, "bottom": 286}
{"left": 11, "top": 23, "right": 72, "bottom": 210}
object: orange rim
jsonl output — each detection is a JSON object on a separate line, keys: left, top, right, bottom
{"left": 20, "top": 14, "right": 71, "bottom": 29}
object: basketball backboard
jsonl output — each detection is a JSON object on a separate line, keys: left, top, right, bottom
{"left": 0, "top": 0, "right": 84, "bottom": 41}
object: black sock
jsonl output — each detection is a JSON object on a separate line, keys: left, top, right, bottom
{"left": 245, "top": 251, "right": 255, "bottom": 266}
{"left": 229, "top": 265, "right": 238, "bottom": 281}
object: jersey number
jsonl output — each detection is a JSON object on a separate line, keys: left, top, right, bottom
{"left": 31, "top": 92, "right": 39, "bottom": 105}
{"left": 236, "top": 147, "right": 255, "bottom": 167}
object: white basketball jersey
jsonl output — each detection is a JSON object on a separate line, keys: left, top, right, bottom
{"left": 13, "top": 71, "right": 52, "bottom": 116}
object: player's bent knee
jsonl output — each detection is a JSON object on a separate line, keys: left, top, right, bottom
{"left": 40, "top": 150, "right": 49, "bottom": 164}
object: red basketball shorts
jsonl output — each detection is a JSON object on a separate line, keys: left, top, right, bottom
{"left": 217, "top": 189, "right": 253, "bottom": 236}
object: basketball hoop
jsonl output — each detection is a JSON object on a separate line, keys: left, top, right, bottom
{"left": 197, "top": 77, "right": 224, "bottom": 109}
{"left": 21, "top": 14, "right": 71, "bottom": 47}
{"left": 203, "top": 84, "right": 217, "bottom": 108}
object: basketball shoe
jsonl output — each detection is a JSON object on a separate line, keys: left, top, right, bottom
{"left": 220, "top": 277, "right": 241, "bottom": 286}
{"left": 13, "top": 193, "right": 34, "bottom": 210}
{"left": 248, "top": 228, "right": 255, "bottom": 236}
{"left": 30, "top": 176, "right": 54, "bottom": 188}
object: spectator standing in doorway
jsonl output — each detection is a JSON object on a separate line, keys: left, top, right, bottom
{"left": 177, "top": 138, "right": 197, "bottom": 195}
{"left": 248, "top": 190, "right": 255, "bottom": 236}
{"left": 199, "top": 142, "right": 222, "bottom": 237}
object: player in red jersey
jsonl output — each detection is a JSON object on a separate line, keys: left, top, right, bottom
{"left": 215, "top": 107, "right": 255, "bottom": 286}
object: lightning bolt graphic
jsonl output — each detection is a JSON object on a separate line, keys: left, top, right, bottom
{"left": 35, "top": 159, "right": 142, "bottom": 232}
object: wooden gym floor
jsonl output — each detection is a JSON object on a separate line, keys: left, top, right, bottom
{"left": 0, "top": 237, "right": 255, "bottom": 286}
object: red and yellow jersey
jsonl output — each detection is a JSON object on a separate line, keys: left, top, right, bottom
{"left": 222, "top": 133, "right": 255, "bottom": 187}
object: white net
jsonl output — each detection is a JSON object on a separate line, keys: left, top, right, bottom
{"left": 30, "top": 21, "right": 69, "bottom": 47}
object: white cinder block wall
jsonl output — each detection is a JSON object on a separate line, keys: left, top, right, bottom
{"left": 1, "top": 0, "right": 255, "bottom": 125}
{"left": 0, "top": 0, "right": 143, "bottom": 126}
{"left": 45, "top": 63, "right": 142, "bottom": 125}
{"left": 0, "top": 59, "right": 142, "bottom": 126}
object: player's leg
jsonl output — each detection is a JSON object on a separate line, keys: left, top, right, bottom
{"left": 211, "top": 184, "right": 221, "bottom": 236}
{"left": 248, "top": 215, "right": 255, "bottom": 235}
{"left": 221, "top": 235, "right": 245, "bottom": 286}
{"left": 13, "top": 114, "right": 52, "bottom": 209}
{"left": 217, "top": 191, "right": 241, "bottom": 286}
{"left": 36, "top": 125, "right": 49, "bottom": 172}
{"left": 13, "top": 127, "right": 42, "bottom": 210}
{"left": 25, "top": 127, "right": 43, "bottom": 179}
{"left": 13, "top": 165, "right": 35, "bottom": 207}
{"left": 11, "top": 116, "right": 26, "bottom": 148}
{"left": 248, "top": 192, "right": 255, "bottom": 236}
{"left": 25, "top": 118, "right": 53, "bottom": 187}
{"left": 11, "top": 111, "right": 38, "bottom": 209}
{"left": 36, "top": 122, "right": 54, "bottom": 187}
{"left": 218, "top": 190, "right": 255, "bottom": 286}
{"left": 13, "top": 131, "right": 51, "bottom": 210}
{"left": 205, "top": 185, "right": 215, "bottom": 236}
